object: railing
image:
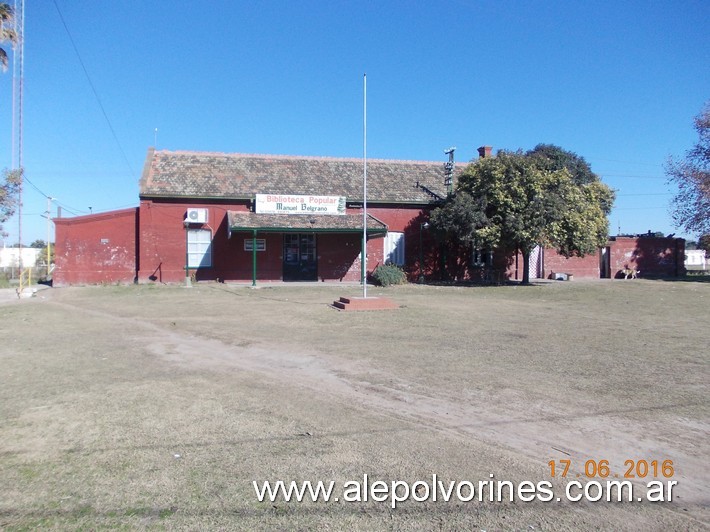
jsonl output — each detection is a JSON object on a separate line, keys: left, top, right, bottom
{"left": 17, "top": 267, "right": 32, "bottom": 298}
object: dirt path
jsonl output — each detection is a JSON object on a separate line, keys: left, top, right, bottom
{"left": 46, "top": 296, "right": 709, "bottom": 527}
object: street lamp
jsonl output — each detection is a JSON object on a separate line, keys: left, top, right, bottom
{"left": 419, "top": 221, "right": 430, "bottom": 283}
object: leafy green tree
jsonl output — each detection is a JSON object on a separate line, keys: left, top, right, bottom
{"left": 0, "top": 168, "right": 22, "bottom": 238}
{"left": 0, "top": 2, "right": 17, "bottom": 71}
{"left": 527, "top": 143, "right": 614, "bottom": 215}
{"left": 429, "top": 191, "right": 486, "bottom": 246}
{"left": 666, "top": 102, "right": 710, "bottom": 237}
{"left": 33, "top": 241, "right": 55, "bottom": 272}
{"left": 527, "top": 144, "right": 597, "bottom": 185}
{"left": 431, "top": 149, "right": 614, "bottom": 284}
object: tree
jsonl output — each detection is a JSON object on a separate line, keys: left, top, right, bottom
{"left": 429, "top": 191, "right": 486, "bottom": 246}
{"left": 0, "top": 2, "right": 17, "bottom": 71}
{"left": 666, "top": 102, "right": 710, "bottom": 237}
{"left": 431, "top": 149, "right": 614, "bottom": 284}
{"left": 527, "top": 143, "right": 614, "bottom": 215}
{"left": 30, "top": 240, "right": 54, "bottom": 265}
{"left": 0, "top": 168, "right": 22, "bottom": 238}
{"left": 698, "top": 234, "right": 710, "bottom": 255}
{"left": 527, "top": 143, "right": 597, "bottom": 185}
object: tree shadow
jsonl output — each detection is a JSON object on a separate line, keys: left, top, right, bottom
{"left": 615, "top": 236, "right": 685, "bottom": 280}
{"left": 658, "top": 273, "right": 710, "bottom": 283}
{"left": 404, "top": 212, "right": 519, "bottom": 285}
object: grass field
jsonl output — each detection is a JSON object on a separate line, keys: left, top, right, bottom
{"left": 1, "top": 279, "right": 708, "bottom": 530}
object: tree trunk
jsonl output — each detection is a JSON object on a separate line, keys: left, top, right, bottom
{"left": 521, "top": 248, "right": 531, "bottom": 285}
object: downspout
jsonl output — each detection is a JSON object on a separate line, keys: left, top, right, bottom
{"left": 184, "top": 221, "right": 191, "bottom": 288}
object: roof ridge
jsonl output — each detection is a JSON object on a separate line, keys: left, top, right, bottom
{"left": 154, "top": 149, "right": 447, "bottom": 166}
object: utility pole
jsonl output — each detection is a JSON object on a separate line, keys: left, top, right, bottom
{"left": 46, "top": 197, "right": 55, "bottom": 273}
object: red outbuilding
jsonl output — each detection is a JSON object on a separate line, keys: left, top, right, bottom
{"left": 54, "top": 208, "right": 138, "bottom": 285}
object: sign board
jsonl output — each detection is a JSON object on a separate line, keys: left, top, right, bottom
{"left": 255, "top": 194, "right": 346, "bottom": 215}
{"left": 244, "top": 239, "right": 266, "bottom": 252}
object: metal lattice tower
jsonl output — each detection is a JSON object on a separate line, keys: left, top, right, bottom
{"left": 12, "top": 0, "right": 24, "bottom": 263}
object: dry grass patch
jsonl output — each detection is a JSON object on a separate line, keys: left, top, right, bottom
{"left": 0, "top": 279, "right": 707, "bottom": 530}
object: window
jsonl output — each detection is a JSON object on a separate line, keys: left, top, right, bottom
{"left": 188, "top": 228, "right": 212, "bottom": 268}
{"left": 244, "top": 239, "right": 266, "bottom": 252}
{"left": 384, "top": 232, "right": 405, "bottom": 266}
{"left": 472, "top": 247, "right": 493, "bottom": 267}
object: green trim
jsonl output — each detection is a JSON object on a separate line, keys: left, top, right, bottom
{"left": 345, "top": 200, "right": 436, "bottom": 206}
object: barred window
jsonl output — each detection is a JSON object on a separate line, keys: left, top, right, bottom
{"left": 384, "top": 232, "right": 405, "bottom": 266}
{"left": 188, "top": 228, "right": 212, "bottom": 268}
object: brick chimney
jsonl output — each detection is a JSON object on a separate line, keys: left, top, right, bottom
{"left": 477, "top": 146, "right": 492, "bottom": 158}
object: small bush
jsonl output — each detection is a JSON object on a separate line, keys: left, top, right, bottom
{"left": 372, "top": 264, "right": 407, "bottom": 287}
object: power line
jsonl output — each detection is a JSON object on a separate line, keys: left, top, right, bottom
{"left": 51, "top": 0, "right": 135, "bottom": 177}
{"left": 601, "top": 174, "right": 666, "bottom": 179}
{"left": 54, "top": 201, "right": 85, "bottom": 215}
{"left": 614, "top": 207, "right": 668, "bottom": 211}
{"left": 616, "top": 192, "right": 673, "bottom": 196}
{"left": 21, "top": 173, "right": 136, "bottom": 216}
{"left": 589, "top": 158, "right": 660, "bottom": 167}
{"left": 22, "top": 173, "right": 50, "bottom": 198}
{"left": 19, "top": 174, "right": 84, "bottom": 214}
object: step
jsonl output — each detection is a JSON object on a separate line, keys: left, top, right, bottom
{"left": 332, "top": 296, "right": 399, "bottom": 311}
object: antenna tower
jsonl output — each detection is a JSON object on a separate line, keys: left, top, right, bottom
{"left": 12, "top": 0, "right": 25, "bottom": 264}
{"left": 444, "top": 147, "right": 456, "bottom": 195}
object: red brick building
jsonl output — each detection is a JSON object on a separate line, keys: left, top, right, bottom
{"left": 54, "top": 148, "right": 685, "bottom": 286}
{"left": 55, "top": 149, "right": 452, "bottom": 286}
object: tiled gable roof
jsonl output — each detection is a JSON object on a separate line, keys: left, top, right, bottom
{"left": 139, "top": 149, "right": 461, "bottom": 204}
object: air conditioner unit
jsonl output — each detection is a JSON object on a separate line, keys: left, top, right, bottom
{"left": 186, "top": 208, "right": 208, "bottom": 224}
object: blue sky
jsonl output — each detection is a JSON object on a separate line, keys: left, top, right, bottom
{"left": 1, "top": 0, "right": 708, "bottom": 245}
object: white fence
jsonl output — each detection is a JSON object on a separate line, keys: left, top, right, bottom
{"left": 685, "top": 249, "right": 707, "bottom": 270}
{"left": 0, "top": 247, "right": 41, "bottom": 269}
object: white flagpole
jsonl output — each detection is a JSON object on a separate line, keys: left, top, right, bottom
{"left": 362, "top": 73, "right": 367, "bottom": 298}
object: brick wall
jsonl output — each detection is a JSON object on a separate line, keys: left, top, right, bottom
{"left": 137, "top": 201, "right": 417, "bottom": 284}
{"left": 544, "top": 249, "right": 601, "bottom": 279}
{"left": 54, "top": 208, "right": 138, "bottom": 286}
{"left": 608, "top": 236, "right": 685, "bottom": 278}
{"left": 138, "top": 201, "right": 250, "bottom": 283}
{"left": 501, "top": 237, "right": 686, "bottom": 281}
